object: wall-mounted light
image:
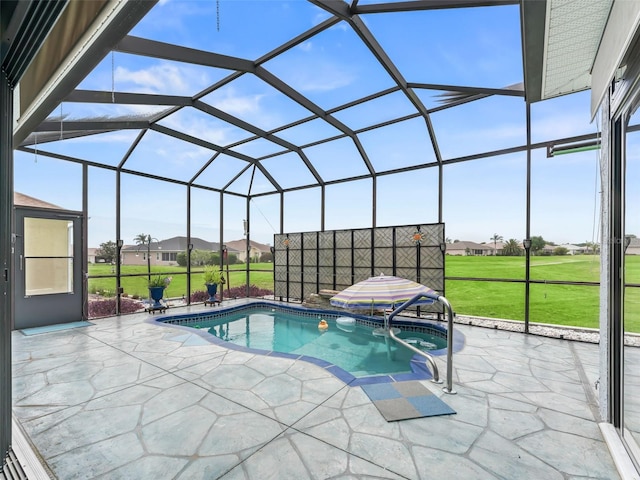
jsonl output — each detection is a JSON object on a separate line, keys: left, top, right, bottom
{"left": 270, "top": 246, "right": 275, "bottom": 255}
{"left": 439, "top": 242, "right": 446, "bottom": 253}
{"left": 523, "top": 238, "right": 532, "bottom": 250}
{"left": 117, "top": 239, "right": 123, "bottom": 248}
{"left": 547, "top": 140, "right": 600, "bottom": 157}
{"left": 188, "top": 243, "right": 193, "bottom": 251}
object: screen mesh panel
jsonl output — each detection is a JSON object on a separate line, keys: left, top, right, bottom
{"left": 274, "top": 224, "right": 444, "bottom": 312}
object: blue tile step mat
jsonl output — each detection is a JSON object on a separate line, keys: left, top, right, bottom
{"left": 361, "top": 380, "right": 456, "bottom": 422}
{"left": 21, "top": 321, "right": 93, "bottom": 336}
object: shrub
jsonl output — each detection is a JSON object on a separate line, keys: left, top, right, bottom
{"left": 88, "top": 297, "right": 144, "bottom": 318}
{"left": 222, "top": 285, "right": 273, "bottom": 299}
{"left": 189, "top": 285, "right": 273, "bottom": 303}
{"left": 189, "top": 290, "right": 209, "bottom": 303}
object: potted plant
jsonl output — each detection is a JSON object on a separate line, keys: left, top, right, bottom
{"left": 203, "top": 266, "right": 224, "bottom": 304}
{"left": 148, "top": 275, "right": 171, "bottom": 309}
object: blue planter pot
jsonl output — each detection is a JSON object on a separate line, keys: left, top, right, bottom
{"left": 206, "top": 283, "right": 218, "bottom": 303}
{"left": 149, "top": 286, "right": 165, "bottom": 309}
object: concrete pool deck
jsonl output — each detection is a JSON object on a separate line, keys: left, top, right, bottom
{"left": 10, "top": 299, "right": 627, "bottom": 479}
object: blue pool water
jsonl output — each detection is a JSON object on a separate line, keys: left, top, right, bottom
{"left": 159, "top": 303, "right": 454, "bottom": 380}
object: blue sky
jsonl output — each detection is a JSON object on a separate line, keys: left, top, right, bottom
{"left": 14, "top": 0, "right": 626, "bottom": 249}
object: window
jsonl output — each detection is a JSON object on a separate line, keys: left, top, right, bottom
{"left": 23, "top": 218, "right": 73, "bottom": 296}
{"left": 162, "top": 252, "right": 177, "bottom": 262}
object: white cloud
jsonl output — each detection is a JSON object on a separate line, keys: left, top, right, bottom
{"left": 115, "top": 63, "right": 210, "bottom": 96}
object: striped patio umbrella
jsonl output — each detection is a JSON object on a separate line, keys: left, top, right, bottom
{"left": 330, "top": 274, "right": 438, "bottom": 311}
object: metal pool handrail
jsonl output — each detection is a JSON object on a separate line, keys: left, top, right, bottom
{"left": 387, "top": 327, "right": 441, "bottom": 384}
{"left": 388, "top": 293, "right": 456, "bottom": 394}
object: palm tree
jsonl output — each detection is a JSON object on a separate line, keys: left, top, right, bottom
{"left": 490, "top": 233, "right": 503, "bottom": 256}
{"left": 502, "top": 238, "right": 522, "bottom": 256}
{"left": 134, "top": 233, "right": 149, "bottom": 246}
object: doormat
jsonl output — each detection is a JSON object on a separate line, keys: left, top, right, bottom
{"left": 21, "top": 321, "right": 93, "bottom": 336}
{"left": 361, "top": 380, "right": 456, "bottom": 422}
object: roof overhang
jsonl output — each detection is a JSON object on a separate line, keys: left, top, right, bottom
{"left": 522, "top": 0, "right": 613, "bottom": 104}
{"left": 13, "top": 0, "right": 157, "bottom": 145}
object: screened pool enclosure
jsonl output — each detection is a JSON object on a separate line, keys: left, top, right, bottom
{"left": 3, "top": 0, "right": 640, "bottom": 476}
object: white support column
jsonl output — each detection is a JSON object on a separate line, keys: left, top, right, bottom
{"left": 599, "top": 89, "right": 611, "bottom": 422}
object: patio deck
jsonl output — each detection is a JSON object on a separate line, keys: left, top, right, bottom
{"left": 11, "top": 300, "right": 624, "bottom": 479}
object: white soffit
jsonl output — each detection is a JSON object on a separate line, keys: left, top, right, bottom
{"left": 541, "top": 0, "right": 612, "bottom": 100}
{"left": 591, "top": 0, "right": 640, "bottom": 117}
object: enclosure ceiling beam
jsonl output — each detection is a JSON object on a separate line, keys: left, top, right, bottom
{"left": 193, "top": 99, "right": 324, "bottom": 186}
{"left": 150, "top": 123, "right": 283, "bottom": 192}
{"left": 409, "top": 82, "right": 525, "bottom": 97}
{"left": 193, "top": 100, "right": 296, "bottom": 154}
{"left": 311, "top": 0, "right": 442, "bottom": 165}
{"left": 14, "top": 0, "right": 157, "bottom": 146}
{"left": 350, "top": 14, "right": 443, "bottom": 164}
{"left": 354, "top": 0, "right": 518, "bottom": 14}
{"left": 252, "top": 65, "right": 376, "bottom": 176}
{"left": 19, "top": 129, "right": 116, "bottom": 147}
{"left": 117, "top": 129, "right": 147, "bottom": 169}
{"left": 115, "top": 35, "right": 255, "bottom": 72}
{"left": 66, "top": 89, "right": 193, "bottom": 106}
{"left": 35, "top": 120, "right": 149, "bottom": 131}
{"left": 253, "top": 16, "right": 341, "bottom": 67}
{"left": 17, "top": 145, "right": 247, "bottom": 199}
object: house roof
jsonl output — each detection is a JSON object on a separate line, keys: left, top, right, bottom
{"left": 121, "top": 236, "right": 229, "bottom": 252}
{"left": 14, "top": 192, "right": 61, "bottom": 209}
{"left": 446, "top": 241, "right": 492, "bottom": 251}
{"left": 224, "top": 239, "right": 272, "bottom": 253}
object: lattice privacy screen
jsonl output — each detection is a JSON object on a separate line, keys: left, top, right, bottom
{"left": 273, "top": 224, "right": 444, "bottom": 314}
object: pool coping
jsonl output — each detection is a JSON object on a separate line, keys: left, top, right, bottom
{"left": 146, "top": 300, "right": 465, "bottom": 387}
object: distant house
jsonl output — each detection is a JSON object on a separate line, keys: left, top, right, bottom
{"left": 488, "top": 241, "right": 505, "bottom": 256}
{"left": 445, "top": 241, "right": 494, "bottom": 256}
{"left": 627, "top": 238, "right": 640, "bottom": 255}
{"left": 14, "top": 192, "right": 61, "bottom": 209}
{"left": 224, "top": 239, "right": 272, "bottom": 263}
{"left": 121, "top": 236, "right": 235, "bottom": 266}
{"left": 542, "top": 243, "right": 587, "bottom": 255}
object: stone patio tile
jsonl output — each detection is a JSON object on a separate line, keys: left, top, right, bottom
{"left": 219, "top": 431, "right": 407, "bottom": 480}
{"left": 46, "top": 432, "right": 145, "bottom": 480}
{"left": 521, "top": 391, "right": 595, "bottom": 420}
{"left": 517, "top": 430, "right": 620, "bottom": 478}
{"left": 537, "top": 408, "right": 604, "bottom": 440}
{"left": 413, "top": 447, "right": 500, "bottom": 480}
{"left": 197, "top": 409, "right": 286, "bottom": 457}
{"left": 22, "top": 404, "right": 141, "bottom": 459}
{"left": 488, "top": 409, "right": 545, "bottom": 439}
{"left": 95, "top": 455, "right": 189, "bottom": 480}
{"left": 469, "top": 431, "right": 565, "bottom": 480}
{"left": 140, "top": 381, "right": 209, "bottom": 425}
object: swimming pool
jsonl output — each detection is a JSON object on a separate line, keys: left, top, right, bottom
{"left": 155, "top": 302, "right": 463, "bottom": 384}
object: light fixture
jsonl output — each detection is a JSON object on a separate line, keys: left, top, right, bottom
{"left": 117, "top": 239, "right": 123, "bottom": 248}
{"left": 547, "top": 140, "right": 600, "bottom": 157}
{"left": 523, "top": 238, "right": 532, "bottom": 250}
{"left": 188, "top": 243, "right": 193, "bottom": 251}
{"left": 439, "top": 242, "right": 446, "bottom": 253}
{"left": 270, "top": 246, "right": 275, "bottom": 255}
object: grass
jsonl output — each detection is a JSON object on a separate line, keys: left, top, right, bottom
{"left": 88, "top": 255, "right": 640, "bottom": 333}
{"left": 88, "top": 263, "right": 274, "bottom": 300}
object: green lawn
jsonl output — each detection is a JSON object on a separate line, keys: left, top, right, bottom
{"left": 88, "top": 263, "right": 274, "bottom": 300}
{"left": 445, "top": 254, "right": 640, "bottom": 332}
{"left": 89, "top": 255, "right": 640, "bottom": 333}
